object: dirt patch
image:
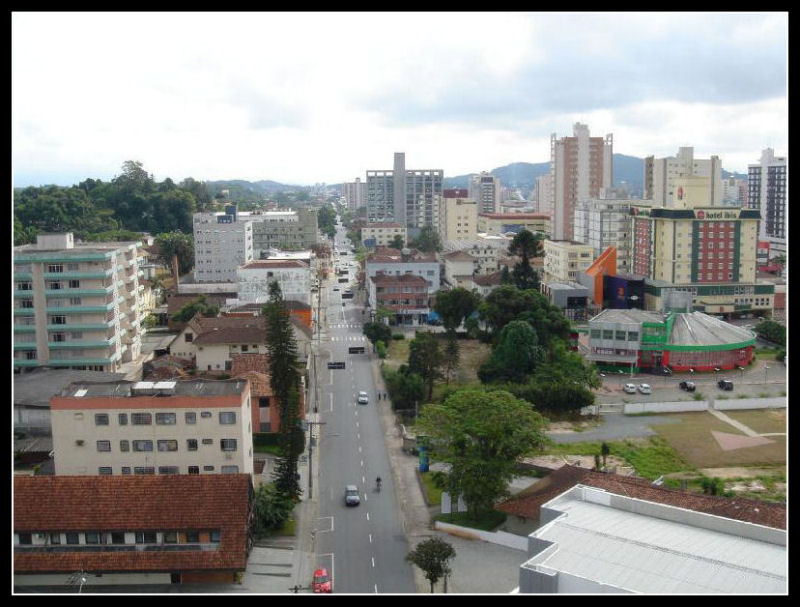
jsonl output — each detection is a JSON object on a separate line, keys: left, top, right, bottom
{"left": 523, "top": 454, "right": 634, "bottom": 476}
{"left": 547, "top": 420, "right": 602, "bottom": 434}
{"left": 728, "top": 480, "right": 767, "bottom": 493}
{"left": 698, "top": 467, "right": 784, "bottom": 479}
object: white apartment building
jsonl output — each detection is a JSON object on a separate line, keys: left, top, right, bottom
{"left": 193, "top": 206, "right": 254, "bottom": 283}
{"left": 573, "top": 198, "right": 633, "bottom": 273}
{"left": 441, "top": 251, "right": 477, "bottom": 288}
{"left": 543, "top": 239, "right": 594, "bottom": 283}
{"left": 468, "top": 172, "right": 501, "bottom": 214}
{"left": 442, "top": 236, "right": 510, "bottom": 275}
{"left": 50, "top": 380, "right": 254, "bottom": 477}
{"left": 14, "top": 233, "right": 145, "bottom": 374}
{"left": 644, "top": 146, "right": 723, "bottom": 207}
{"left": 748, "top": 148, "right": 787, "bottom": 257}
{"left": 235, "top": 260, "right": 311, "bottom": 306}
{"left": 361, "top": 223, "right": 408, "bottom": 248}
{"left": 342, "top": 178, "right": 367, "bottom": 211}
{"left": 438, "top": 195, "right": 478, "bottom": 242}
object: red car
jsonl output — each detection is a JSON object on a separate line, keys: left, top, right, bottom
{"left": 312, "top": 568, "right": 332, "bottom": 593}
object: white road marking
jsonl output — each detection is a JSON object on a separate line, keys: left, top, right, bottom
{"left": 330, "top": 393, "right": 333, "bottom": 412}
{"left": 357, "top": 433, "right": 360, "bottom": 440}
{"left": 358, "top": 446, "right": 362, "bottom": 453}
{"left": 360, "top": 460, "right": 364, "bottom": 468}
{"left": 374, "top": 584, "right": 378, "bottom": 593}
{"left": 366, "top": 513, "right": 370, "bottom": 521}
{"left": 371, "top": 557, "right": 375, "bottom": 567}
{"left": 362, "top": 475, "right": 365, "bottom": 484}
{"left": 318, "top": 516, "right": 334, "bottom": 533}
{"left": 369, "top": 534, "right": 372, "bottom": 543}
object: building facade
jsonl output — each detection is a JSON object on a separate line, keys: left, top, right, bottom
{"left": 193, "top": 206, "right": 254, "bottom": 283}
{"left": 438, "top": 194, "right": 478, "bottom": 242}
{"left": 361, "top": 222, "right": 408, "bottom": 248}
{"left": 550, "top": 123, "right": 613, "bottom": 241}
{"left": 748, "top": 148, "right": 787, "bottom": 257}
{"left": 49, "top": 379, "right": 254, "bottom": 477}
{"left": 367, "top": 273, "right": 431, "bottom": 326}
{"left": 477, "top": 213, "right": 550, "bottom": 237}
{"left": 468, "top": 172, "right": 501, "bottom": 214}
{"left": 643, "top": 146, "right": 723, "bottom": 207}
{"left": 573, "top": 198, "right": 633, "bottom": 273}
{"left": 540, "top": 281, "right": 589, "bottom": 323}
{"left": 249, "top": 207, "right": 319, "bottom": 256}
{"left": 342, "top": 177, "right": 367, "bottom": 211}
{"left": 235, "top": 260, "right": 311, "bottom": 306}
{"left": 543, "top": 240, "right": 594, "bottom": 283}
{"left": 441, "top": 251, "right": 477, "bottom": 288}
{"left": 14, "top": 233, "right": 145, "bottom": 374}
{"left": 364, "top": 248, "right": 440, "bottom": 295}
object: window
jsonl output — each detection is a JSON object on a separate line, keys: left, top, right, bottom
{"left": 21, "top": 299, "right": 35, "bottom": 309}
{"left": 615, "top": 330, "right": 626, "bottom": 341}
{"left": 220, "top": 439, "right": 237, "bottom": 452}
{"left": 210, "top": 530, "right": 221, "bottom": 542}
{"left": 133, "top": 440, "right": 153, "bottom": 452}
{"left": 241, "top": 345, "right": 249, "bottom": 353}
{"left": 203, "top": 465, "right": 215, "bottom": 472}
{"left": 66, "top": 532, "right": 80, "bottom": 545}
{"left": 202, "top": 438, "right": 213, "bottom": 445}
{"left": 18, "top": 533, "right": 32, "bottom": 545}
{"left": 628, "top": 331, "right": 639, "bottom": 341}
{"left": 47, "top": 281, "right": 63, "bottom": 290}
{"left": 98, "top": 466, "right": 113, "bottom": 475}
{"left": 156, "top": 412, "right": 176, "bottom": 425}
{"left": 590, "top": 329, "right": 601, "bottom": 339}
{"left": 158, "top": 466, "right": 179, "bottom": 475}
{"left": 164, "top": 532, "right": 178, "bottom": 544}
{"left": 95, "top": 413, "right": 109, "bottom": 426}
{"left": 135, "top": 531, "right": 157, "bottom": 544}
{"left": 96, "top": 440, "right": 111, "bottom": 452}
{"left": 69, "top": 297, "right": 82, "bottom": 305}
{"left": 188, "top": 466, "right": 199, "bottom": 475}
{"left": 134, "top": 466, "right": 155, "bottom": 475}
{"left": 221, "top": 465, "right": 239, "bottom": 474}
{"left": 219, "top": 412, "right": 236, "bottom": 425}
{"left": 120, "top": 440, "right": 130, "bottom": 452}
{"left": 186, "top": 531, "right": 200, "bottom": 542}
{"left": 187, "top": 439, "right": 198, "bottom": 451}
{"left": 69, "top": 280, "right": 80, "bottom": 288}
{"left": 157, "top": 439, "right": 178, "bottom": 452}
{"left": 17, "top": 281, "right": 32, "bottom": 291}
{"left": 51, "top": 315, "right": 67, "bottom": 324}
{"left": 185, "top": 332, "right": 193, "bottom": 343}
{"left": 184, "top": 411, "right": 197, "bottom": 424}
{"left": 111, "top": 532, "right": 126, "bottom": 545}
{"left": 121, "top": 467, "right": 131, "bottom": 475}
{"left": 85, "top": 532, "right": 100, "bottom": 545}
{"left": 602, "top": 330, "right": 614, "bottom": 340}
{"left": 49, "top": 532, "right": 61, "bottom": 545}
{"left": 132, "top": 413, "right": 152, "bottom": 425}
{"left": 118, "top": 413, "right": 128, "bottom": 425}
{"left": 201, "top": 411, "right": 212, "bottom": 418}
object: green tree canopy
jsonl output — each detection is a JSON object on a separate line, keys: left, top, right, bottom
{"left": 406, "top": 537, "right": 456, "bottom": 593}
{"left": 390, "top": 234, "right": 405, "bottom": 249}
{"left": 433, "top": 288, "right": 482, "bottom": 332}
{"left": 383, "top": 365, "right": 425, "bottom": 411}
{"left": 508, "top": 229, "right": 543, "bottom": 291}
{"left": 417, "top": 389, "right": 549, "bottom": 517}
{"left": 170, "top": 296, "right": 219, "bottom": 323}
{"left": 409, "top": 225, "right": 442, "bottom": 253}
{"left": 155, "top": 231, "right": 194, "bottom": 276}
{"left": 478, "top": 320, "right": 545, "bottom": 384}
{"left": 754, "top": 319, "right": 786, "bottom": 346}
{"left": 363, "top": 321, "right": 392, "bottom": 346}
{"left": 407, "top": 331, "right": 444, "bottom": 399}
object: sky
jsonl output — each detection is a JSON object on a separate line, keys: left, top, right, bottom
{"left": 12, "top": 11, "right": 788, "bottom": 188}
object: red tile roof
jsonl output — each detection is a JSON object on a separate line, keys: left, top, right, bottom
{"left": 472, "top": 271, "right": 504, "bottom": 286}
{"left": 495, "top": 465, "right": 786, "bottom": 529}
{"left": 14, "top": 475, "right": 252, "bottom": 574}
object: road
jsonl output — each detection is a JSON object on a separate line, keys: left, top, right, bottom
{"left": 312, "top": 225, "right": 416, "bottom": 594}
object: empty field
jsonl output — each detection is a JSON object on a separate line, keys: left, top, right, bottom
{"left": 720, "top": 408, "right": 786, "bottom": 434}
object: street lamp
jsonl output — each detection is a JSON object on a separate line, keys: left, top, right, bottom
{"left": 738, "top": 365, "right": 745, "bottom": 379}
{"left": 764, "top": 365, "right": 770, "bottom": 384}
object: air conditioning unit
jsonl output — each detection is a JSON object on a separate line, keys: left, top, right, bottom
{"left": 75, "top": 439, "right": 85, "bottom": 446}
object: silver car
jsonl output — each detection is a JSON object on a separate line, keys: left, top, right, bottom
{"left": 357, "top": 391, "right": 369, "bottom": 404}
{"left": 345, "top": 485, "right": 360, "bottom": 506}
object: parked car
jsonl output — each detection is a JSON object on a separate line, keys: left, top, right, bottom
{"left": 345, "top": 485, "right": 360, "bottom": 506}
{"left": 312, "top": 568, "right": 332, "bottom": 593}
{"left": 357, "top": 391, "right": 369, "bottom": 404}
{"left": 637, "top": 383, "right": 652, "bottom": 395}
{"left": 623, "top": 383, "right": 637, "bottom": 394}
{"left": 679, "top": 381, "right": 696, "bottom": 392}
{"left": 718, "top": 379, "right": 734, "bottom": 391}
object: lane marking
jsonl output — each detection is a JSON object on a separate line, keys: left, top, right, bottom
{"left": 360, "top": 460, "right": 364, "bottom": 468}
{"left": 317, "top": 516, "right": 334, "bottom": 533}
{"left": 358, "top": 446, "right": 362, "bottom": 453}
{"left": 369, "top": 534, "right": 372, "bottom": 544}
{"left": 371, "top": 557, "right": 375, "bottom": 568}
{"left": 330, "top": 393, "right": 333, "bottom": 412}
{"left": 366, "top": 513, "right": 370, "bottom": 521}
{"left": 374, "top": 584, "right": 378, "bottom": 594}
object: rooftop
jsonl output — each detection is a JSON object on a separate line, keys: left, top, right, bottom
{"left": 56, "top": 379, "right": 248, "bottom": 399}
{"left": 239, "top": 259, "right": 309, "bottom": 270}
{"left": 14, "top": 369, "right": 127, "bottom": 408}
{"left": 590, "top": 308, "right": 664, "bottom": 325}
{"left": 669, "top": 312, "right": 756, "bottom": 347}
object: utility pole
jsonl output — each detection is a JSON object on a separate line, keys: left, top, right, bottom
{"left": 306, "top": 419, "right": 326, "bottom": 499}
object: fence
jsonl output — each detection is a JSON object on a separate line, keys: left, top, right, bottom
{"left": 582, "top": 397, "right": 786, "bottom": 416}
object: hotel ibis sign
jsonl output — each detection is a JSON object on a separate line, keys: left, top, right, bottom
{"left": 695, "top": 209, "right": 741, "bottom": 220}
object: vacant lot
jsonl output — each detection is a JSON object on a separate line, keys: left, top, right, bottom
{"left": 385, "top": 335, "right": 491, "bottom": 385}
{"left": 653, "top": 412, "right": 786, "bottom": 468}
{"left": 721, "top": 408, "right": 786, "bottom": 434}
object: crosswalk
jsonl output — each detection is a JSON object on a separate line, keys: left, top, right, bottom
{"left": 328, "top": 323, "right": 363, "bottom": 329}
{"left": 329, "top": 335, "right": 368, "bottom": 342}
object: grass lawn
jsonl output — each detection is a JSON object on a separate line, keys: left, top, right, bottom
{"left": 267, "top": 517, "right": 296, "bottom": 537}
{"left": 434, "top": 510, "right": 507, "bottom": 531}
{"left": 385, "top": 338, "right": 411, "bottom": 371}
{"left": 253, "top": 445, "right": 282, "bottom": 456}
{"left": 719, "top": 408, "right": 786, "bottom": 434}
{"left": 418, "top": 470, "right": 443, "bottom": 506}
{"left": 653, "top": 412, "right": 786, "bottom": 468}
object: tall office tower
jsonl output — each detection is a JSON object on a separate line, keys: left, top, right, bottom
{"left": 551, "top": 123, "right": 613, "bottom": 241}
{"left": 535, "top": 173, "right": 552, "bottom": 215}
{"left": 366, "top": 152, "right": 443, "bottom": 230}
{"left": 748, "top": 148, "right": 787, "bottom": 257}
{"left": 14, "top": 233, "right": 145, "bottom": 373}
{"left": 643, "top": 147, "right": 723, "bottom": 207}
{"left": 469, "top": 172, "right": 502, "bottom": 214}
{"left": 342, "top": 178, "right": 367, "bottom": 211}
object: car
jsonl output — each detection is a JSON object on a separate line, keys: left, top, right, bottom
{"left": 312, "top": 568, "right": 332, "bottom": 593}
{"left": 718, "top": 379, "right": 734, "bottom": 391}
{"left": 679, "top": 381, "right": 696, "bottom": 392}
{"left": 637, "top": 383, "right": 652, "bottom": 395}
{"left": 357, "top": 391, "right": 369, "bottom": 404}
{"left": 623, "top": 383, "right": 637, "bottom": 394}
{"left": 345, "top": 485, "right": 360, "bottom": 506}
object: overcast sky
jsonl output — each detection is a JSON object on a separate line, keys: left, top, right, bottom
{"left": 12, "top": 11, "right": 787, "bottom": 188}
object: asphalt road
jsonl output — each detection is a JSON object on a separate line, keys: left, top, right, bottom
{"left": 314, "top": 229, "right": 416, "bottom": 594}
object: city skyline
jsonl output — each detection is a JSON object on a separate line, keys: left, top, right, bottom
{"left": 12, "top": 12, "right": 787, "bottom": 188}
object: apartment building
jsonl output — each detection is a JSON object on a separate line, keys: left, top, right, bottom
{"left": 442, "top": 237, "right": 509, "bottom": 275}
{"left": 250, "top": 207, "right": 319, "bottom": 255}
{"left": 365, "top": 247, "right": 440, "bottom": 295}
{"left": 14, "top": 233, "right": 145, "bottom": 374}
{"left": 534, "top": 174, "right": 552, "bottom": 216}
{"left": 748, "top": 148, "right": 787, "bottom": 257}
{"left": 50, "top": 379, "right": 254, "bottom": 477}
{"left": 550, "top": 123, "right": 613, "bottom": 241}
{"left": 361, "top": 222, "right": 408, "bottom": 248}
{"left": 441, "top": 250, "right": 477, "bottom": 288}
{"left": 366, "top": 152, "right": 443, "bottom": 230}
{"left": 477, "top": 213, "right": 550, "bottom": 237}
{"left": 193, "top": 205, "right": 254, "bottom": 283}
{"left": 468, "top": 172, "right": 501, "bottom": 214}
{"left": 367, "top": 273, "right": 431, "bottom": 326}
{"left": 342, "top": 177, "right": 367, "bottom": 211}
{"left": 543, "top": 240, "right": 594, "bottom": 283}
{"left": 573, "top": 198, "right": 633, "bottom": 273}
{"left": 644, "top": 146, "right": 723, "bottom": 208}
{"left": 438, "top": 193, "right": 478, "bottom": 242}
{"left": 235, "top": 259, "right": 311, "bottom": 306}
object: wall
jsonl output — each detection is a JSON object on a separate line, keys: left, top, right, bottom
{"left": 583, "top": 397, "right": 785, "bottom": 416}
{"left": 713, "top": 397, "right": 786, "bottom": 410}
{"left": 433, "top": 521, "right": 528, "bottom": 551}
{"left": 14, "top": 572, "right": 172, "bottom": 586}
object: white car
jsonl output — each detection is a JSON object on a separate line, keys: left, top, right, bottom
{"left": 357, "top": 391, "right": 369, "bottom": 404}
{"left": 623, "top": 383, "right": 637, "bottom": 394}
{"left": 638, "top": 383, "right": 652, "bottom": 395}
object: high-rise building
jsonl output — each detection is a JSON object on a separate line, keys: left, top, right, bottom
{"left": 748, "top": 148, "right": 787, "bottom": 257}
{"left": 366, "top": 152, "right": 443, "bottom": 231}
{"left": 550, "top": 123, "right": 613, "bottom": 241}
{"left": 342, "top": 178, "right": 367, "bottom": 211}
{"left": 14, "top": 233, "right": 145, "bottom": 374}
{"left": 193, "top": 205, "right": 254, "bottom": 282}
{"left": 573, "top": 197, "right": 633, "bottom": 274}
{"left": 468, "top": 172, "right": 501, "bottom": 214}
{"left": 534, "top": 174, "right": 552, "bottom": 216}
{"left": 643, "top": 147, "right": 723, "bottom": 207}
{"left": 437, "top": 190, "right": 478, "bottom": 242}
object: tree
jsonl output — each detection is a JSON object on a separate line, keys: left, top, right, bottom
{"left": 253, "top": 482, "right": 296, "bottom": 536}
{"left": 317, "top": 204, "right": 337, "bottom": 239}
{"left": 442, "top": 332, "right": 460, "bottom": 384}
{"left": 601, "top": 442, "right": 610, "bottom": 467}
{"left": 154, "top": 231, "right": 194, "bottom": 276}
{"left": 389, "top": 234, "right": 405, "bottom": 249}
{"left": 500, "top": 265, "right": 512, "bottom": 285}
{"left": 363, "top": 321, "right": 392, "bottom": 346}
{"left": 417, "top": 389, "right": 549, "bottom": 518}
{"left": 433, "top": 288, "right": 481, "bottom": 333}
{"left": 508, "top": 230, "right": 543, "bottom": 291}
{"left": 408, "top": 331, "right": 444, "bottom": 400}
{"left": 383, "top": 366, "right": 425, "bottom": 412}
{"left": 754, "top": 319, "right": 786, "bottom": 346}
{"left": 406, "top": 537, "right": 456, "bottom": 593}
{"left": 478, "top": 320, "right": 545, "bottom": 384}
{"left": 170, "top": 296, "right": 219, "bottom": 323}
{"left": 410, "top": 225, "right": 442, "bottom": 253}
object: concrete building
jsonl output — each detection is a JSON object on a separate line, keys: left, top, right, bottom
{"left": 366, "top": 152, "right": 443, "bottom": 231}
{"left": 192, "top": 205, "right": 254, "bottom": 283}
{"left": 644, "top": 146, "right": 723, "bottom": 208}
{"left": 342, "top": 177, "right": 367, "bottom": 211}
{"left": 543, "top": 240, "right": 594, "bottom": 284}
{"left": 550, "top": 123, "right": 613, "bottom": 241}
{"left": 438, "top": 193, "right": 478, "bottom": 242}
{"left": 441, "top": 250, "right": 478, "bottom": 288}
{"left": 14, "top": 233, "right": 146, "bottom": 374}
{"left": 234, "top": 259, "right": 311, "bottom": 307}
{"left": 49, "top": 379, "right": 255, "bottom": 477}
{"left": 364, "top": 247, "right": 440, "bottom": 295}
{"left": 477, "top": 213, "right": 550, "bottom": 237}
{"left": 367, "top": 273, "right": 431, "bottom": 326}
{"left": 14, "top": 474, "right": 253, "bottom": 587}
{"left": 361, "top": 222, "right": 408, "bottom": 248}
{"left": 250, "top": 207, "right": 319, "bottom": 256}
{"left": 471, "top": 271, "right": 505, "bottom": 297}
{"left": 748, "top": 148, "right": 787, "bottom": 257}
{"left": 442, "top": 236, "right": 510, "bottom": 275}
{"left": 573, "top": 198, "right": 633, "bottom": 273}
{"left": 540, "top": 281, "right": 589, "bottom": 323}
{"left": 468, "top": 171, "right": 501, "bottom": 214}
{"left": 534, "top": 174, "right": 552, "bottom": 216}
{"left": 721, "top": 176, "right": 745, "bottom": 206}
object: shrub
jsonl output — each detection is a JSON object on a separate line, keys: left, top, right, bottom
{"left": 693, "top": 392, "right": 705, "bottom": 401}
{"left": 392, "top": 333, "right": 405, "bottom": 340}
{"left": 376, "top": 340, "right": 387, "bottom": 359}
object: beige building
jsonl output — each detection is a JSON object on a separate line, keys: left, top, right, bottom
{"left": 644, "top": 146, "right": 723, "bottom": 208}
{"left": 438, "top": 195, "right": 478, "bottom": 242}
{"left": 441, "top": 251, "right": 477, "bottom": 288}
{"left": 49, "top": 380, "right": 254, "bottom": 477}
{"left": 477, "top": 213, "right": 550, "bottom": 237}
{"left": 543, "top": 240, "right": 594, "bottom": 283}
{"left": 361, "top": 222, "right": 408, "bottom": 248}
{"left": 468, "top": 172, "right": 501, "bottom": 214}
{"left": 443, "top": 235, "right": 511, "bottom": 275}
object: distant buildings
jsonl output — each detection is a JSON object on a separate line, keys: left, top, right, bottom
{"left": 748, "top": 148, "right": 787, "bottom": 258}
{"left": 14, "top": 233, "right": 146, "bottom": 374}
{"left": 644, "top": 146, "right": 723, "bottom": 207}
{"left": 550, "top": 123, "right": 613, "bottom": 241}
{"left": 468, "top": 171, "right": 501, "bottom": 214}
{"left": 341, "top": 177, "right": 367, "bottom": 211}
{"left": 543, "top": 240, "right": 594, "bottom": 284}
{"left": 477, "top": 213, "right": 550, "bottom": 238}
